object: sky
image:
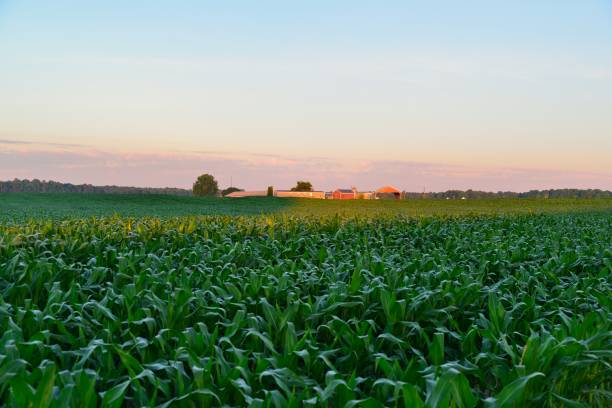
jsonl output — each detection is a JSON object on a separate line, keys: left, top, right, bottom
{"left": 1, "top": 0, "right": 611, "bottom": 191}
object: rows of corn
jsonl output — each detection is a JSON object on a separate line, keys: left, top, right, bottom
{"left": 0, "top": 213, "right": 610, "bottom": 407}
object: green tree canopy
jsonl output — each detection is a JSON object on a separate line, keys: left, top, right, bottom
{"left": 193, "top": 174, "right": 219, "bottom": 196}
{"left": 291, "top": 181, "right": 313, "bottom": 192}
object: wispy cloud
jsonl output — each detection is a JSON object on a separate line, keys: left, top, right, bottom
{"left": 1, "top": 146, "right": 610, "bottom": 192}
{"left": 0, "top": 138, "right": 88, "bottom": 148}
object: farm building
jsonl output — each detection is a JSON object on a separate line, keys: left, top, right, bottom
{"left": 358, "top": 192, "right": 374, "bottom": 200}
{"left": 227, "top": 189, "right": 326, "bottom": 199}
{"left": 332, "top": 188, "right": 357, "bottom": 200}
{"left": 275, "top": 190, "right": 326, "bottom": 199}
{"left": 225, "top": 190, "right": 268, "bottom": 198}
{"left": 375, "top": 185, "right": 402, "bottom": 199}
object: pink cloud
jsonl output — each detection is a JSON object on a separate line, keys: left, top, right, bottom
{"left": 0, "top": 145, "right": 610, "bottom": 192}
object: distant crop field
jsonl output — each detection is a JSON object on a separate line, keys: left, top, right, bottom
{"left": 1, "top": 193, "right": 611, "bottom": 222}
{"left": 0, "top": 195, "right": 611, "bottom": 406}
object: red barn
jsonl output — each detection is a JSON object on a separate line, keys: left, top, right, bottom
{"left": 332, "top": 188, "right": 357, "bottom": 200}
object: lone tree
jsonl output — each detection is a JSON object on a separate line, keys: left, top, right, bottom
{"left": 193, "top": 174, "right": 219, "bottom": 196}
{"left": 291, "top": 181, "right": 313, "bottom": 192}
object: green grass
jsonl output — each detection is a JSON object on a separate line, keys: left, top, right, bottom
{"left": 1, "top": 193, "right": 611, "bottom": 222}
{"left": 0, "top": 195, "right": 611, "bottom": 406}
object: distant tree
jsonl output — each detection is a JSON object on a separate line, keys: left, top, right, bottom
{"left": 290, "top": 181, "right": 313, "bottom": 192}
{"left": 221, "top": 186, "right": 243, "bottom": 196}
{"left": 192, "top": 174, "right": 219, "bottom": 197}
{"left": 267, "top": 186, "right": 274, "bottom": 197}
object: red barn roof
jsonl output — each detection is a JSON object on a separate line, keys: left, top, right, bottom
{"left": 376, "top": 185, "right": 401, "bottom": 193}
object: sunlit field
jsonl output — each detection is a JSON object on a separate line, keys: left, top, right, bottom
{"left": 1, "top": 193, "right": 611, "bottom": 222}
{"left": 0, "top": 196, "right": 610, "bottom": 406}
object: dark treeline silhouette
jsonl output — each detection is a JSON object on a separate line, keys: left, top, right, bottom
{"left": 404, "top": 189, "right": 612, "bottom": 199}
{"left": 1, "top": 179, "right": 610, "bottom": 199}
{"left": 0, "top": 179, "right": 191, "bottom": 195}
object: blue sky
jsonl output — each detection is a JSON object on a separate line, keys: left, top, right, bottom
{"left": 1, "top": 1, "right": 611, "bottom": 190}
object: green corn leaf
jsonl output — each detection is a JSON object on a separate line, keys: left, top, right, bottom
{"left": 100, "top": 380, "right": 130, "bottom": 408}
{"left": 484, "top": 372, "right": 545, "bottom": 408}
{"left": 429, "top": 333, "right": 444, "bottom": 366}
{"left": 33, "top": 362, "right": 56, "bottom": 408}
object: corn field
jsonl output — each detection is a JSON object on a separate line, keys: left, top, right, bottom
{"left": 0, "top": 212, "right": 610, "bottom": 406}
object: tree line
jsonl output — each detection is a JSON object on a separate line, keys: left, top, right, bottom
{"left": 1, "top": 178, "right": 610, "bottom": 199}
{"left": 404, "top": 189, "right": 612, "bottom": 199}
{"left": 0, "top": 179, "right": 192, "bottom": 195}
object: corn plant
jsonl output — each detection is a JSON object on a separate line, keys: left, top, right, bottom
{"left": 0, "top": 211, "right": 610, "bottom": 406}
